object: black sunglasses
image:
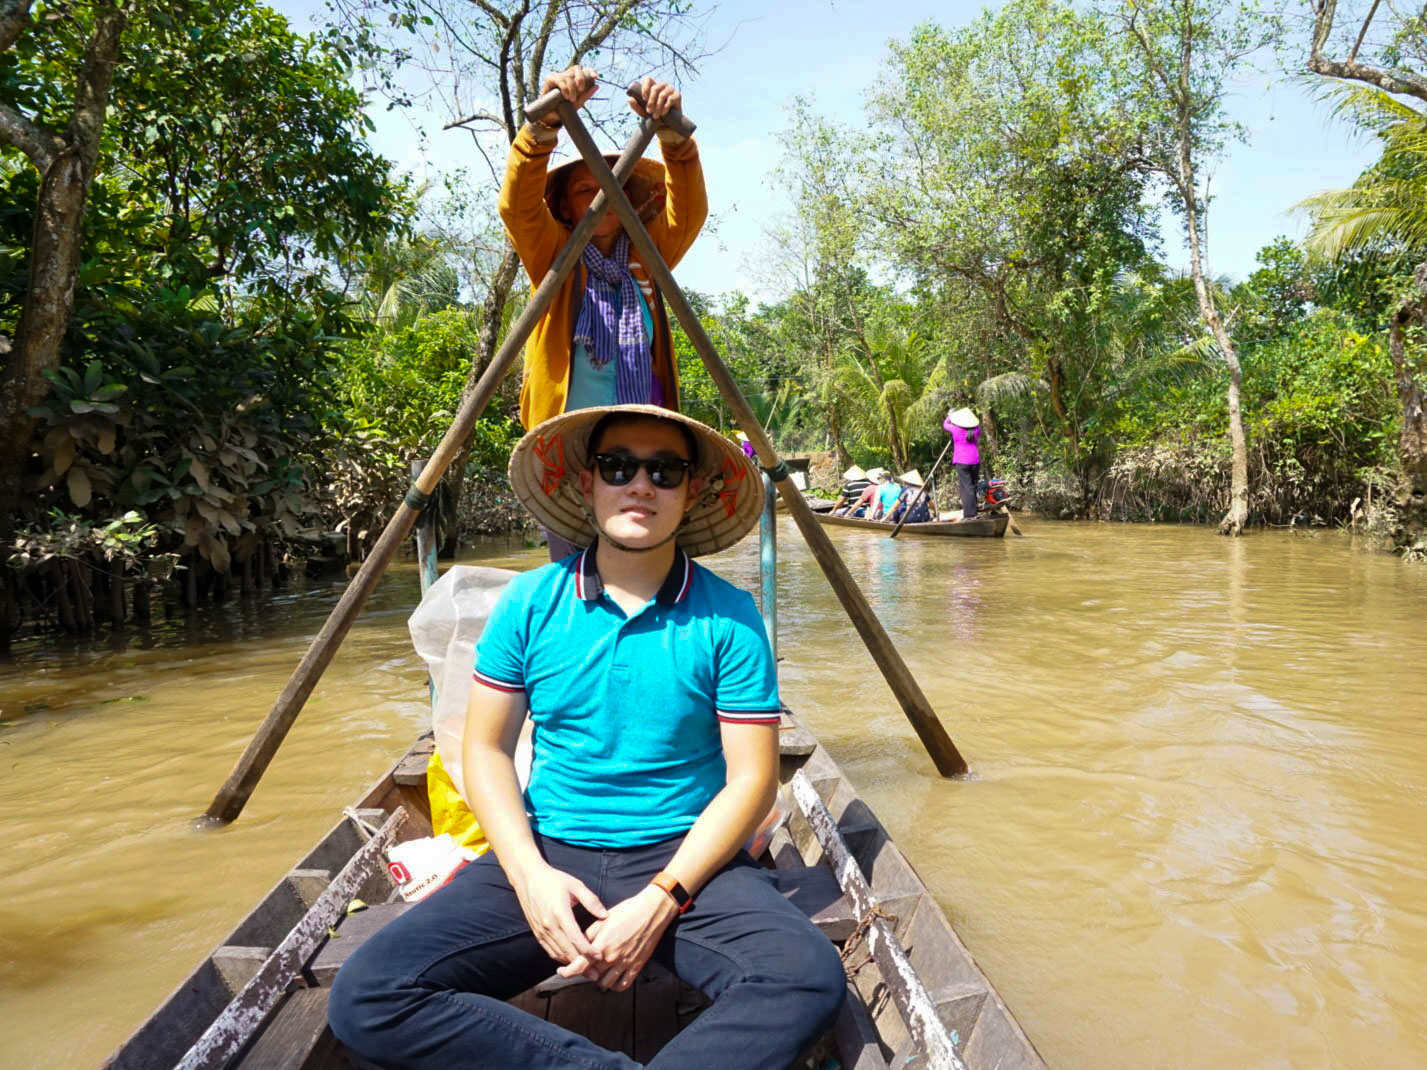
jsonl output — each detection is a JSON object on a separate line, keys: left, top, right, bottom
{"left": 591, "top": 452, "right": 692, "bottom": 489}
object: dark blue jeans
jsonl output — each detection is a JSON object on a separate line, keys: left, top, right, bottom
{"left": 328, "top": 833, "right": 847, "bottom": 1069}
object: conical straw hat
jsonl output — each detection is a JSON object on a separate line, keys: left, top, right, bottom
{"left": 864, "top": 467, "right": 888, "bottom": 482}
{"left": 946, "top": 407, "right": 980, "bottom": 429}
{"left": 508, "top": 404, "right": 762, "bottom": 557}
{"left": 545, "top": 154, "right": 666, "bottom": 225}
{"left": 842, "top": 465, "right": 867, "bottom": 482}
{"left": 898, "top": 469, "right": 925, "bottom": 486}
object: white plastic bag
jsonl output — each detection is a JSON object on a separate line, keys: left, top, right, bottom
{"left": 407, "top": 565, "right": 521, "bottom": 804}
{"left": 386, "top": 833, "right": 480, "bottom": 902}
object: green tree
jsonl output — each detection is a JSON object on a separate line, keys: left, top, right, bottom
{"left": 1296, "top": 82, "right": 1427, "bottom": 509}
{"left": 0, "top": 0, "right": 128, "bottom": 529}
{"left": 1105, "top": 0, "right": 1276, "bottom": 536}
{"left": 323, "top": 0, "right": 711, "bottom": 548}
{"left": 787, "top": 0, "right": 1157, "bottom": 496}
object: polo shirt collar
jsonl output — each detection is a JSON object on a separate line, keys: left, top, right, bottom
{"left": 574, "top": 545, "right": 692, "bottom": 607}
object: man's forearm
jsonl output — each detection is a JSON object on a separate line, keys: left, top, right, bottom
{"left": 659, "top": 773, "right": 776, "bottom": 896}
{"left": 462, "top": 743, "right": 544, "bottom": 880}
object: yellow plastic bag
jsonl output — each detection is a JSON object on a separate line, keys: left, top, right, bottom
{"left": 426, "top": 749, "right": 489, "bottom": 854}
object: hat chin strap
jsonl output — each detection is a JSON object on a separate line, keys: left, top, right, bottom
{"left": 577, "top": 500, "right": 688, "bottom": 554}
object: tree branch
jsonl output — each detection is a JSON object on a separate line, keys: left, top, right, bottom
{"left": 0, "top": 100, "right": 61, "bottom": 171}
{"left": 66, "top": 0, "right": 127, "bottom": 170}
{"left": 1308, "top": 0, "right": 1427, "bottom": 104}
{"left": 1349, "top": 0, "right": 1380, "bottom": 63}
{"left": 0, "top": 0, "right": 32, "bottom": 54}
{"left": 571, "top": 0, "right": 640, "bottom": 64}
{"left": 442, "top": 109, "right": 506, "bottom": 129}
{"left": 527, "top": 0, "right": 562, "bottom": 104}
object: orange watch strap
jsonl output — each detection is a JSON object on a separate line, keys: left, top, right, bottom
{"left": 651, "top": 871, "right": 693, "bottom": 913}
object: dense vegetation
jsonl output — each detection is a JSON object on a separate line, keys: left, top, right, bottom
{"left": 2, "top": 0, "right": 1425, "bottom": 648}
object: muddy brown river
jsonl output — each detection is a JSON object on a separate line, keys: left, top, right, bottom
{"left": 1, "top": 520, "right": 1424, "bottom": 1069}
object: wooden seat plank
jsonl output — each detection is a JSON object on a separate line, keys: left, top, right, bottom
{"left": 775, "top": 865, "right": 858, "bottom": 941}
{"left": 307, "top": 902, "right": 412, "bottom": 986}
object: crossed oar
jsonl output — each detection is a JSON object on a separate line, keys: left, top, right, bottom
{"left": 204, "top": 81, "right": 966, "bottom": 826}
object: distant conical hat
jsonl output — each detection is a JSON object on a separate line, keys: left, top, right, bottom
{"left": 864, "top": 467, "right": 887, "bottom": 481}
{"left": 842, "top": 465, "right": 867, "bottom": 481}
{"left": 946, "top": 407, "right": 980, "bottom": 429}
{"left": 898, "top": 469, "right": 925, "bottom": 486}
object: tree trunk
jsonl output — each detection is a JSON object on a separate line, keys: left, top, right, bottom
{"left": 442, "top": 244, "right": 522, "bottom": 555}
{"left": 1388, "top": 263, "right": 1427, "bottom": 490}
{"left": 0, "top": 2, "right": 126, "bottom": 534}
{"left": 1175, "top": 120, "right": 1248, "bottom": 536}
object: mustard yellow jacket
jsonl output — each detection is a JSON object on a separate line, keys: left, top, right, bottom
{"left": 498, "top": 123, "right": 708, "bottom": 429}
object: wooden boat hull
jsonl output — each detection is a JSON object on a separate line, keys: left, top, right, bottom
{"left": 816, "top": 510, "right": 1009, "bottom": 537}
{"left": 106, "top": 723, "right": 1045, "bottom": 1070}
{"left": 775, "top": 494, "right": 836, "bottom": 513}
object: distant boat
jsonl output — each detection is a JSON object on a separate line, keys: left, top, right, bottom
{"left": 774, "top": 491, "right": 836, "bottom": 513}
{"left": 816, "top": 510, "right": 1010, "bottom": 537}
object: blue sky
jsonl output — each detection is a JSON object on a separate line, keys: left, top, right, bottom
{"left": 272, "top": 0, "right": 1379, "bottom": 302}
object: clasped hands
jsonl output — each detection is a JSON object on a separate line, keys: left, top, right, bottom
{"left": 512, "top": 861, "right": 678, "bottom": 993}
{"left": 538, "top": 65, "right": 682, "bottom": 123}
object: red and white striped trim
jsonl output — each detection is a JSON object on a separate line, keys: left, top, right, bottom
{"left": 574, "top": 546, "right": 593, "bottom": 601}
{"left": 673, "top": 551, "right": 693, "bottom": 603}
{"left": 474, "top": 669, "right": 524, "bottom": 694}
{"left": 716, "top": 709, "right": 782, "bottom": 725}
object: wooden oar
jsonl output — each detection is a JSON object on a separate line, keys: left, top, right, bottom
{"left": 556, "top": 96, "right": 967, "bottom": 777}
{"left": 888, "top": 437, "right": 953, "bottom": 539}
{"left": 202, "top": 114, "right": 669, "bottom": 825}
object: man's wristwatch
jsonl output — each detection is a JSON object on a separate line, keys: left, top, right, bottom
{"left": 651, "top": 871, "right": 693, "bottom": 914}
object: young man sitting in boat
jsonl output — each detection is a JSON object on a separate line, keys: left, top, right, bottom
{"left": 329, "top": 404, "right": 847, "bottom": 1069}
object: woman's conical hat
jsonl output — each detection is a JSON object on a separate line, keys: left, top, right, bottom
{"left": 898, "top": 469, "right": 925, "bottom": 486}
{"left": 545, "top": 154, "right": 666, "bottom": 225}
{"left": 508, "top": 404, "right": 762, "bottom": 557}
{"left": 842, "top": 465, "right": 867, "bottom": 482}
{"left": 946, "top": 407, "right": 980, "bottom": 429}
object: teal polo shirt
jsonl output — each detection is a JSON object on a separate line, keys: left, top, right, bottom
{"left": 474, "top": 546, "right": 780, "bottom": 848}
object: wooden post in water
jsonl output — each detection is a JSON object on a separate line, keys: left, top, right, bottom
{"left": 412, "top": 458, "right": 439, "bottom": 596}
{"left": 759, "top": 473, "right": 778, "bottom": 661}
{"left": 413, "top": 458, "right": 439, "bottom": 710}
{"left": 554, "top": 96, "right": 967, "bottom": 777}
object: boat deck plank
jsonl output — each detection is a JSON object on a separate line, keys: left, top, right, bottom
{"left": 234, "top": 987, "right": 338, "bottom": 1070}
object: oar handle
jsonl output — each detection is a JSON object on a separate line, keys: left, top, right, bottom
{"left": 522, "top": 83, "right": 696, "bottom": 139}
{"left": 624, "top": 81, "right": 697, "bottom": 137}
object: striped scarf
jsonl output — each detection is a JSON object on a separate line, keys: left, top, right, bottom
{"left": 573, "top": 234, "right": 652, "bottom": 404}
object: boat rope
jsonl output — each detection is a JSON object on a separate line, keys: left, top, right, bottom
{"left": 760, "top": 460, "right": 790, "bottom": 482}
{"left": 839, "top": 904, "right": 899, "bottom": 978}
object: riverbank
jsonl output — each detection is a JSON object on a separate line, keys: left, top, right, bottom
{"left": 3, "top": 522, "right": 1426, "bottom": 1070}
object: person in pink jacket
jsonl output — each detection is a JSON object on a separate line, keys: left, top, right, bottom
{"left": 943, "top": 408, "right": 981, "bottom": 520}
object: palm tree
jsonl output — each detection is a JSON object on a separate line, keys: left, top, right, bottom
{"left": 1298, "top": 87, "right": 1427, "bottom": 256}
{"left": 1298, "top": 83, "right": 1427, "bottom": 499}
{"left": 830, "top": 322, "right": 940, "bottom": 472}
